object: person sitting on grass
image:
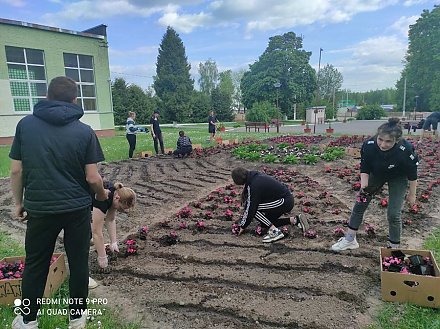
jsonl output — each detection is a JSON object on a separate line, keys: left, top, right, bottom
{"left": 92, "top": 181, "right": 136, "bottom": 270}
{"left": 231, "top": 167, "right": 308, "bottom": 243}
{"left": 173, "top": 130, "right": 193, "bottom": 158}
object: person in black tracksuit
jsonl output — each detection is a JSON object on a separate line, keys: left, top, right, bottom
{"left": 150, "top": 109, "right": 164, "bottom": 155}
{"left": 331, "top": 118, "right": 419, "bottom": 252}
{"left": 421, "top": 112, "right": 440, "bottom": 141}
{"left": 231, "top": 167, "right": 307, "bottom": 243}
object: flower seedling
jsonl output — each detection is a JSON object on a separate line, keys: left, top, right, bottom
{"left": 364, "top": 224, "right": 376, "bottom": 238}
{"left": 333, "top": 227, "right": 345, "bottom": 238}
{"left": 224, "top": 209, "right": 234, "bottom": 221}
{"left": 204, "top": 211, "right": 213, "bottom": 220}
{"left": 176, "top": 206, "right": 192, "bottom": 218}
{"left": 231, "top": 223, "right": 240, "bottom": 235}
{"left": 410, "top": 204, "right": 419, "bottom": 214}
{"left": 125, "top": 239, "right": 138, "bottom": 256}
{"left": 352, "top": 182, "right": 361, "bottom": 191}
{"left": 419, "top": 194, "right": 429, "bottom": 202}
{"left": 138, "top": 226, "right": 149, "bottom": 240}
{"left": 196, "top": 220, "right": 206, "bottom": 231}
{"left": 178, "top": 221, "right": 188, "bottom": 230}
{"left": 304, "top": 229, "right": 318, "bottom": 239}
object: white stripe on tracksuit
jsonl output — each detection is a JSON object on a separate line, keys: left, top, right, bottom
{"left": 254, "top": 198, "right": 285, "bottom": 226}
{"left": 239, "top": 186, "right": 252, "bottom": 227}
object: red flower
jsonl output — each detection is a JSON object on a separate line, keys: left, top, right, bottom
{"left": 419, "top": 194, "right": 429, "bottom": 202}
{"left": 176, "top": 206, "right": 192, "bottom": 218}
{"left": 231, "top": 223, "right": 240, "bottom": 235}
{"left": 196, "top": 220, "right": 206, "bottom": 231}
{"left": 410, "top": 204, "right": 419, "bottom": 214}
{"left": 380, "top": 199, "right": 388, "bottom": 207}
{"left": 304, "top": 229, "right": 318, "bottom": 239}
{"left": 333, "top": 227, "right": 345, "bottom": 238}
{"left": 352, "top": 182, "right": 361, "bottom": 191}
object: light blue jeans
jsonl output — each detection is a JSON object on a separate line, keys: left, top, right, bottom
{"left": 348, "top": 175, "right": 408, "bottom": 244}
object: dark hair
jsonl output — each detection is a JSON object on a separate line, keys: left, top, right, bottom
{"left": 47, "top": 76, "right": 77, "bottom": 102}
{"left": 376, "top": 118, "right": 402, "bottom": 141}
{"left": 231, "top": 167, "right": 248, "bottom": 185}
{"left": 179, "top": 130, "right": 185, "bottom": 137}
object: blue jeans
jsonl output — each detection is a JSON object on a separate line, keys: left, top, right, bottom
{"left": 348, "top": 175, "right": 408, "bottom": 244}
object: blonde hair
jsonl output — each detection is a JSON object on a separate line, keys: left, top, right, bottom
{"left": 114, "top": 182, "right": 136, "bottom": 208}
{"left": 128, "top": 111, "right": 136, "bottom": 118}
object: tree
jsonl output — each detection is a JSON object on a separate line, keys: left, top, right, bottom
{"left": 356, "top": 104, "right": 386, "bottom": 120}
{"left": 153, "top": 26, "right": 194, "bottom": 122}
{"left": 191, "top": 91, "right": 212, "bottom": 122}
{"left": 317, "top": 64, "right": 343, "bottom": 103}
{"left": 396, "top": 5, "right": 440, "bottom": 112}
{"left": 111, "top": 78, "right": 128, "bottom": 125}
{"left": 211, "top": 86, "right": 234, "bottom": 122}
{"left": 241, "top": 32, "right": 316, "bottom": 116}
{"left": 245, "top": 101, "right": 280, "bottom": 123}
{"left": 232, "top": 69, "right": 245, "bottom": 112}
{"left": 198, "top": 59, "right": 218, "bottom": 95}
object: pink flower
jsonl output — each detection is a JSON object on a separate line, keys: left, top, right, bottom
{"left": 179, "top": 221, "right": 188, "bottom": 230}
{"left": 231, "top": 223, "right": 240, "bottom": 235}
{"left": 196, "top": 220, "right": 206, "bottom": 231}
{"left": 364, "top": 224, "right": 376, "bottom": 238}
{"left": 304, "top": 229, "right": 318, "bottom": 239}
{"left": 176, "top": 206, "right": 192, "bottom": 218}
{"left": 400, "top": 267, "right": 409, "bottom": 274}
{"left": 204, "top": 211, "right": 213, "bottom": 220}
{"left": 352, "top": 182, "right": 361, "bottom": 191}
{"left": 380, "top": 199, "right": 388, "bottom": 207}
{"left": 333, "top": 227, "right": 345, "bottom": 238}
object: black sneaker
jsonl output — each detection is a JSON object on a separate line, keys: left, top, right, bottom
{"left": 262, "top": 228, "right": 285, "bottom": 243}
{"left": 295, "top": 214, "right": 309, "bottom": 233}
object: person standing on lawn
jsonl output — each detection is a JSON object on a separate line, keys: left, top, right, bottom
{"left": 173, "top": 130, "right": 193, "bottom": 158}
{"left": 126, "top": 111, "right": 140, "bottom": 158}
{"left": 9, "top": 76, "right": 108, "bottom": 329}
{"left": 150, "top": 109, "right": 165, "bottom": 155}
{"left": 331, "top": 118, "right": 418, "bottom": 252}
{"left": 420, "top": 112, "right": 440, "bottom": 142}
{"left": 208, "top": 110, "right": 217, "bottom": 142}
{"left": 231, "top": 167, "right": 308, "bottom": 243}
{"left": 92, "top": 181, "right": 136, "bottom": 269}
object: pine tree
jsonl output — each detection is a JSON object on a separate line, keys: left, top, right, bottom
{"left": 153, "top": 26, "right": 194, "bottom": 122}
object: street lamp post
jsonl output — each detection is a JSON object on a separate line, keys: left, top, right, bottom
{"left": 317, "top": 48, "right": 323, "bottom": 102}
{"left": 414, "top": 95, "right": 419, "bottom": 120}
{"left": 313, "top": 108, "right": 318, "bottom": 134}
{"left": 274, "top": 82, "right": 281, "bottom": 133}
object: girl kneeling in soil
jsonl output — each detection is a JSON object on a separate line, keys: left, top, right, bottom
{"left": 92, "top": 182, "right": 136, "bottom": 268}
{"left": 331, "top": 118, "right": 418, "bottom": 252}
{"left": 231, "top": 167, "right": 308, "bottom": 243}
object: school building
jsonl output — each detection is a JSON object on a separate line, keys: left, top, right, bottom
{"left": 0, "top": 18, "right": 115, "bottom": 144}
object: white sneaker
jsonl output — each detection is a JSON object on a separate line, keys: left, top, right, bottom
{"left": 262, "top": 228, "right": 285, "bottom": 243}
{"left": 69, "top": 313, "right": 87, "bottom": 329}
{"left": 12, "top": 315, "right": 38, "bottom": 329}
{"left": 88, "top": 277, "right": 98, "bottom": 289}
{"left": 331, "top": 237, "right": 359, "bottom": 251}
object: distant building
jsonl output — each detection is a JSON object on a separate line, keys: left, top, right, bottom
{"left": 306, "top": 106, "right": 326, "bottom": 124}
{"left": 0, "top": 18, "right": 114, "bottom": 144}
{"left": 380, "top": 104, "right": 395, "bottom": 111}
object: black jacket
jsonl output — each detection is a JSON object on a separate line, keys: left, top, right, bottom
{"left": 239, "top": 171, "right": 292, "bottom": 229}
{"left": 9, "top": 100, "right": 105, "bottom": 215}
{"left": 360, "top": 137, "right": 418, "bottom": 181}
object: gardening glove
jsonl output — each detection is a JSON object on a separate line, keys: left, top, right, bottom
{"left": 110, "top": 242, "right": 119, "bottom": 253}
{"left": 97, "top": 255, "right": 108, "bottom": 268}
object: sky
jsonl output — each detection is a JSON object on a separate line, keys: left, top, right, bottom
{"left": 1, "top": 0, "right": 438, "bottom": 92}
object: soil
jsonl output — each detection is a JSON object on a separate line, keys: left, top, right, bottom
{"left": 0, "top": 137, "right": 439, "bottom": 329}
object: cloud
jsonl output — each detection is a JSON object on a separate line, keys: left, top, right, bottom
{"left": 158, "top": 10, "right": 213, "bottom": 33}
{"left": 336, "top": 36, "right": 407, "bottom": 91}
{"left": 0, "top": 0, "right": 26, "bottom": 7}
{"left": 110, "top": 64, "right": 156, "bottom": 89}
{"left": 109, "top": 46, "right": 158, "bottom": 57}
{"left": 403, "top": 0, "right": 431, "bottom": 6}
{"left": 390, "top": 15, "right": 419, "bottom": 37}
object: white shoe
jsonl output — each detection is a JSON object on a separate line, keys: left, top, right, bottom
{"left": 88, "top": 277, "right": 98, "bottom": 289}
{"left": 331, "top": 237, "right": 359, "bottom": 251}
{"left": 69, "top": 313, "right": 87, "bottom": 329}
{"left": 12, "top": 315, "right": 38, "bottom": 329}
{"left": 262, "top": 228, "right": 285, "bottom": 243}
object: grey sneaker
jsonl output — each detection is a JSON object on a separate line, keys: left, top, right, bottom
{"left": 262, "top": 228, "right": 285, "bottom": 243}
{"left": 294, "top": 214, "right": 309, "bottom": 233}
{"left": 12, "top": 316, "right": 38, "bottom": 329}
{"left": 69, "top": 314, "right": 87, "bottom": 329}
{"left": 331, "top": 237, "right": 359, "bottom": 251}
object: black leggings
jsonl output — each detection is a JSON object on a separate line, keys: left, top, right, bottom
{"left": 22, "top": 208, "right": 91, "bottom": 321}
{"left": 126, "top": 134, "right": 136, "bottom": 158}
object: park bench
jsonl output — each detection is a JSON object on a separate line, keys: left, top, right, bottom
{"left": 245, "top": 122, "right": 270, "bottom": 132}
{"left": 403, "top": 118, "right": 425, "bottom": 133}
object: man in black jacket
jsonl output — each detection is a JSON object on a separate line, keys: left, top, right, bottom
{"left": 10, "top": 76, "right": 108, "bottom": 329}
{"left": 231, "top": 167, "right": 307, "bottom": 243}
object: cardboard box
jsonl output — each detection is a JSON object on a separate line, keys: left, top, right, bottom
{"left": 231, "top": 139, "right": 239, "bottom": 145}
{"left": 345, "top": 147, "right": 361, "bottom": 158}
{"left": 139, "top": 151, "right": 153, "bottom": 158}
{"left": 0, "top": 253, "right": 67, "bottom": 306}
{"left": 164, "top": 148, "right": 174, "bottom": 154}
{"left": 380, "top": 248, "right": 440, "bottom": 308}
{"left": 193, "top": 144, "right": 202, "bottom": 150}
{"left": 221, "top": 140, "right": 230, "bottom": 145}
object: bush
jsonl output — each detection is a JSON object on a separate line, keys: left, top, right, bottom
{"left": 245, "top": 101, "right": 280, "bottom": 123}
{"left": 356, "top": 104, "right": 386, "bottom": 120}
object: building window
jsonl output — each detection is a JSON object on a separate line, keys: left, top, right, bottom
{"left": 6, "top": 46, "right": 47, "bottom": 112}
{"left": 63, "top": 53, "right": 97, "bottom": 111}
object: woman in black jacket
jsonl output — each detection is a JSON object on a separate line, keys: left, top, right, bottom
{"left": 331, "top": 118, "right": 418, "bottom": 251}
{"left": 231, "top": 167, "right": 307, "bottom": 243}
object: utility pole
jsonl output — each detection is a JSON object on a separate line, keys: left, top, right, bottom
{"left": 332, "top": 86, "right": 336, "bottom": 120}
{"left": 316, "top": 48, "right": 323, "bottom": 102}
